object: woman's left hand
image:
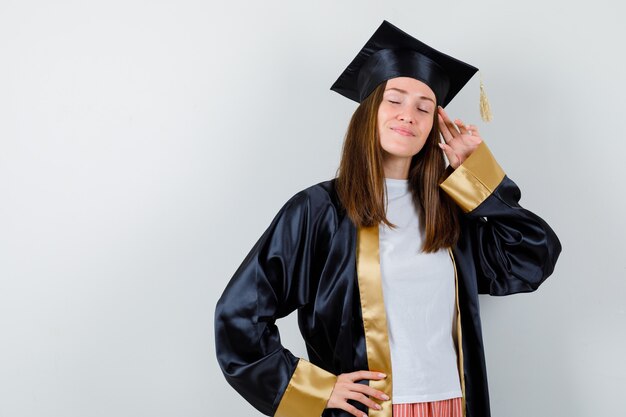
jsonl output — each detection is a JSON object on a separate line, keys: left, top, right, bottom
{"left": 437, "top": 105, "right": 483, "bottom": 169}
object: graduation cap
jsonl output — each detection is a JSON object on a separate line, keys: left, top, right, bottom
{"left": 330, "top": 20, "right": 492, "bottom": 121}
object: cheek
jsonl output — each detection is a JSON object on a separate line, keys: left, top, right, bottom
{"left": 422, "top": 117, "right": 435, "bottom": 136}
{"left": 377, "top": 106, "right": 389, "bottom": 123}
{"left": 377, "top": 109, "right": 390, "bottom": 135}
{"left": 425, "top": 113, "right": 435, "bottom": 128}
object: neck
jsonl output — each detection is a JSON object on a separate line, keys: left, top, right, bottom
{"left": 382, "top": 151, "right": 411, "bottom": 179}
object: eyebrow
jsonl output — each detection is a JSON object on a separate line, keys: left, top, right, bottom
{"left": 384, "top": 87, "right": 436, "bottom": 104}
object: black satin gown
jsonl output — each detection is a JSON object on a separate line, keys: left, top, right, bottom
{"left": 214, "top": 141, "right": 562, "bottom": 417}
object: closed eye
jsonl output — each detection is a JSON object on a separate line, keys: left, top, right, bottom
{"left": 388, "top": 100, "right": 430, "bottom": 113}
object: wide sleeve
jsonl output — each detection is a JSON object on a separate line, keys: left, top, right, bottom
{"left": 214, "top": 191, "right": 338, "bottom": 417}
{"left": 439, "top": 141, "right": 562, "bottom": 295}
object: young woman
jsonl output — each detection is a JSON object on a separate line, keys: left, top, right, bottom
{"left": 214, "top": 20, "right": 562, "bottom": 417}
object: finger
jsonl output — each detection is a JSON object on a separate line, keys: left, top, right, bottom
{"left": 464, "top": 127, "right": 483, "bottom": 144}
{"left": 439, "top": 142, "right": 460, "bottom": 168}
{"left": 348, "top": 370, "right": 386, "bottom": 382}
{"left": 438, "top": 106, "right": 460, "bottom": 139}
{"left": 467, "top": 124, "right": 479, "bottom": 134}
{"left": 465, "top": 124, "right": 480, "bottom": 139}
{"left": 348, "top": 381, "right": 390, "bottom": 401}
{"left": 345, "top": 391, "right": 382, "bottom": 411}
{"left": 454, "top": 119, "right": 469, "bottom": 135}
{"left": 438, "top": 113, "right": 454, "bottom": 144}
{"left": 327, "top": 387, "right": 368, "bottom": 416}
{"left": 338, "top": 403, "right": 367, "bottom": 417}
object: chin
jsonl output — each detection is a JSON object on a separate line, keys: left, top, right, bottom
{"left": 383, "top": 147, "right": 419, "bottom": 158}
{"left": 385, "top": 136, "right": 425, "bottom": 151}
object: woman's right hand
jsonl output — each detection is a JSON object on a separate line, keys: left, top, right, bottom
{"left": 324, "top": 370, "right": 389, "bottom": 417}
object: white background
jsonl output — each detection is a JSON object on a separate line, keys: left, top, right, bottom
{"left": 1, "top": 1, "right": 625, "bottom": 416}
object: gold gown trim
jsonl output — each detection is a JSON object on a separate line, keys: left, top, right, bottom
{"left": 439, "top": 141, "right": 505, "bottom": 213}
{"left": 274, "top": 357, "right": 338, "bottom": 417}
{"left": 356, "top": 224, "right": 394, "bottom": 417}
{"left": 449, "top": 248, "right": 467, "bottom": 417}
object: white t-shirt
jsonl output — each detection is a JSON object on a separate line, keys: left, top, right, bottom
{"left": 379, "top": 177, "right": 462, "bottom": 404}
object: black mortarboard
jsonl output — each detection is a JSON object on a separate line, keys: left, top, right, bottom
{"left": 330, "top": 20, "right": 492, "bottom": 120}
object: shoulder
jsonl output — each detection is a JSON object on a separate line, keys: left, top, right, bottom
{"left": 287, "top": 178, "right": 341, "bottom": 210}
{"left": 279, "top": 178, "right": 344, "bottom": 225}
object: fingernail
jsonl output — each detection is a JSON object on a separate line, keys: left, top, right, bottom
{"left": 381, "top": 394, "right": 390, "bottom": 400}
{"left": 377, "top": 373, "right": 386, "bottom": 378}
{"left": 375, "top": 404, "right": 382, "bottom": 410}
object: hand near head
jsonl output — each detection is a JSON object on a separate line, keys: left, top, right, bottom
{"left": 437, "top": 105, "right": 483, "bottom": 169}
{"left": 325, "top": 370, "right": 389, "bottom": 417}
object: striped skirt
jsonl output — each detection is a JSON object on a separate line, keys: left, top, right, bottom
{"left": 392, "top": 397, "right": 463, "bottom": 417}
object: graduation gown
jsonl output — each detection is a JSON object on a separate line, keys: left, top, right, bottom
{"left": 214, "top": 141, "right": 562, "bottom": 417}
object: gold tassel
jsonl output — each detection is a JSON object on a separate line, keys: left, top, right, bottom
{"left": 479, "top": 71, "right": 493, "bottom": 122}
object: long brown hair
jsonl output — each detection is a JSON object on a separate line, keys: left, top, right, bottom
{"left": 334, "top": 80, "right": 460, "bottom": 252}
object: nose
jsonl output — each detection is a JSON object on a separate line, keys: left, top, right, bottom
{"left": 397, "top": 106, "right": 417, "bottom": 124}
{"left": 398, "top": 111, "right": 415, "bottom": 124}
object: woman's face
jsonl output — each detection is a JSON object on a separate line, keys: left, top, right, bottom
{"left": 377, "top": 77, "right": 437, "bottom": 158}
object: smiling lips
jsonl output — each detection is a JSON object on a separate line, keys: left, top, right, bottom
{"left": 390, "top": 126, "right": 415, "bottom": 136}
